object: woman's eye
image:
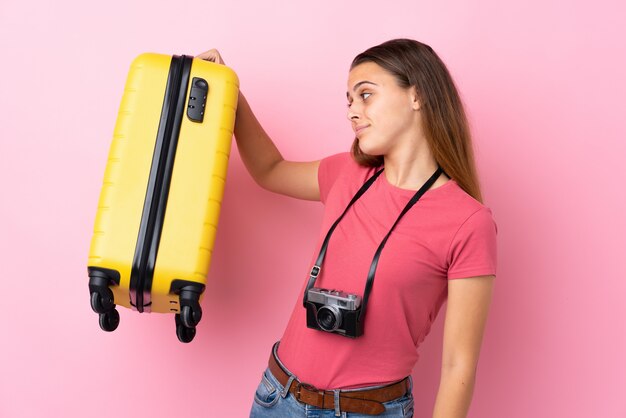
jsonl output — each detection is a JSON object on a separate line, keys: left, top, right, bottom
{"left": 347, "top": 93, "right": 371, "bottom": 107}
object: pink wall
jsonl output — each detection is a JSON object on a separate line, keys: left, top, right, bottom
{"left": 1, "top": 1, "right": 624, "bottom": 417}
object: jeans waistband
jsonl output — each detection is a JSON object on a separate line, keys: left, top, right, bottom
{"left": 269, "top": 341, "right": 413, "bottom": 415}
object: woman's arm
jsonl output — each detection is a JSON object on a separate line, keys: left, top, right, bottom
{"left": 195, "top": 49, "right": 320, "bottom": 201}
{"left": 432, "top": 274, "right": 495, "bottom": 418}
{"left": 233, "top": 92, "right": 321, "bottom": 200}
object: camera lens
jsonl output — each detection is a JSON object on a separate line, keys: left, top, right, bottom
{"left": 317, "top": 305, "right": 341, "bottom": 332}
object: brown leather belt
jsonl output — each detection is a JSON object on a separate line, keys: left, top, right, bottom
{"left": 268, "top": 347, "right": 410, "bottom": 415}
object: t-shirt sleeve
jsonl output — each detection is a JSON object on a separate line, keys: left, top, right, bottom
{"left": 446, "top": 206, "right": 498, "bottom": 280}
{"left": 318, "top": 152, "right": 352, "bottom": 204}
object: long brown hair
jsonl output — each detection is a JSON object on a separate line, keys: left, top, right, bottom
{"left": 350, "top": 38, "right": 484, "bottom": 203}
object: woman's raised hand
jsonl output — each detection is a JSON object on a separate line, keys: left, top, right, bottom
{"left": 195, "top": 48, "right": 226, "bottom": 65}
{"left": 194, "top": 47, "right": 321, "bottom": 201}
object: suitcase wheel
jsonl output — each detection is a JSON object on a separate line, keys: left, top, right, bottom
{"left": 90, "top": 289, "right": 114, "bottom": 314}
{"left": 99, "top": 309, "right": 120, "bottom": 332}
{"left": 175, "top": 312, "right": 196, "bottom": 343}
{"left": 176, "top": 322, "right": 196, "bottom": 343}
{"left": 181, "top": 304, "right": 202, "bottom": 329}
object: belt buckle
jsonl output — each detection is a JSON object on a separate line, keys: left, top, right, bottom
{"left": 295, "top": 381, "right": 324, "bottom": 405}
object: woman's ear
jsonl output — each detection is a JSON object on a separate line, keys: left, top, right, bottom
{"left": 410, "top": 86, "right": 421, "bottom": 111}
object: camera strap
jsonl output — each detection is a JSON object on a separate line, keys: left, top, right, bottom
{"left": 303, "top": 164, "right": 444, "bottom": 324}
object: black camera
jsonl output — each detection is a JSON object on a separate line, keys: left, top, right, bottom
{"left": 305, "top": 287, "right": 364, "bottom": 338}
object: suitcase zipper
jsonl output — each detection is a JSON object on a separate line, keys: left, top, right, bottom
{"left": 129, "top": 55, "right": 193, "bottom": 312}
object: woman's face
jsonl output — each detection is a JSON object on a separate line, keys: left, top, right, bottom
{"left": 346, "top": 62, "right": 421, "bottom": 156}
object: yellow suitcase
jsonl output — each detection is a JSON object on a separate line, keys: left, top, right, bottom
{"left": 87, "top": 53, "right": 239, "bottom": 342}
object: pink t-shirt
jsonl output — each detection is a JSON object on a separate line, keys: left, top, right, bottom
{"left": 277, "top": 152, "right": 498, "bottom": 390}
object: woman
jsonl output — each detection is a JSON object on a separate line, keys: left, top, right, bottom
{"left": 197, "top": 38, "right": 497, "bottom": 418}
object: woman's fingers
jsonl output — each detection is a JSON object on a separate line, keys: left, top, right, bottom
{"left": 195, "top": 50, "right": 215, "bottom": 60}
{"left": 195, "top": 49, "right": 225, "bottom": 65}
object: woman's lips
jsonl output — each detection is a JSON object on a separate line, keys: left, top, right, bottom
{"left": 355, "top": 125, "right": 369, "bottom": 135}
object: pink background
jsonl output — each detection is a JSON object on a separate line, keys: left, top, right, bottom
{"left": 1, "top": 1, "right": 624, "bottom": 417}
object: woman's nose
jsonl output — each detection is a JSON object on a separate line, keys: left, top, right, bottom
{"left": 347, "top": 107, "right": 360, "bottom": 122}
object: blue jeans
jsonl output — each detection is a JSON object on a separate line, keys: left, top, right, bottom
{"left": 249, "top": 366, "right": 415, "bottom": 417}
